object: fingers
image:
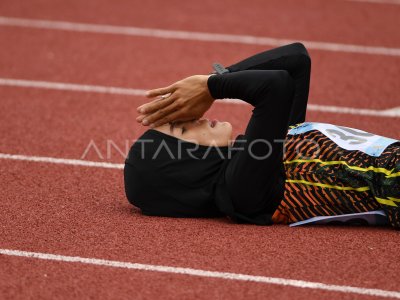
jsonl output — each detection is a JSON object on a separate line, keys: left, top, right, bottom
{"left": 145, "top": 84, "right": 176, "bottom": 98}
{"left": 151, "top": 110, "right": 186, "bottom": 128}
{"left": 141, "top": 102, "right": 183, "bottom": 127}
{"left": 136, "top": 114, "right": 146, "bottom": 123}
{"left": 137, "top": 94, "right": 175, "bottom": 114}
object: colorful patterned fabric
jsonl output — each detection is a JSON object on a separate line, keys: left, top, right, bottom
{"left": 272, "top": 123, "right": 400, "bottom": 228}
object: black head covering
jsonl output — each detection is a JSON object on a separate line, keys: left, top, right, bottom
{"left": 124, "top": 129, "right": 230, "bottom": 217}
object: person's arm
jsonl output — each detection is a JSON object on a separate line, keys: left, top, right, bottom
{"left": 207, "top": 71, "right": 282, "bottom": 107}
{"left": 225, "top": 42, "right": 311, "bottom": 125}
{"left": 208, "top": 70, "right": 295, "bottom": 219}
{"left": 136, "top": 43, "right": 310, "bottom": 127}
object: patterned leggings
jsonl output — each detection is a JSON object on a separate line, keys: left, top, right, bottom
{"left": 271, "top": 130, "right": 400, "bottom": 229}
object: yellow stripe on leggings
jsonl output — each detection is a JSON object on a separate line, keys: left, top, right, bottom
{"left": 388, "top": 196, "right": 400, "bottom": 202}
{"left": 387, "top": 171, "right": 400, "bottom": 178}
{"left": 375, "top": 197, "right": 398, "bottom": 207}
{"left": 285, "top": 179, "right": 370, "bottom": 192}
{"left": 284, "top": 159, "right": 399, "bottom": 178}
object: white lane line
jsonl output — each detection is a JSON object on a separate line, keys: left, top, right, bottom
{"left": 383, "top": 106, "right": 400, "bottom": 115}
{"left": 307, "top": 104, "right": 400, "bottom": 117}
{"left": 348, "top": 0, "right": 400, "bottom": 4}
{"left": 1, "top": 78, "right": 400, "bottom": 118}
{"left": 225, "top": 100, "right": 400, "bottom": 118}
{"left": 0, "top": 153, "right": 124, "bottom": 169}
{"left": 0, "top": 78, "right": 146, "bottom": 96}
{"left": 0, "top": 16, "right": 399, "bottom": 57}
{"left": 1, "top": 249, "right": 400, "bottom": 299}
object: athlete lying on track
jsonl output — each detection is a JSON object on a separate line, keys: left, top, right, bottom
{"left": 124, "top": 43, "right": 400, "bottom": 229}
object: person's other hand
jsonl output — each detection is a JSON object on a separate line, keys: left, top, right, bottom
{"left": 136, "top": 75, "right": 214, "bottom": 128}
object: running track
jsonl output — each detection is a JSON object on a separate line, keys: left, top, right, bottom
{"left": 1, "top": 0, "right": 400, "bottom": 299}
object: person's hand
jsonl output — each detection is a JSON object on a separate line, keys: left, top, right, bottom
{"left": 136, "top": 75, "right": 215, "bottom": 128}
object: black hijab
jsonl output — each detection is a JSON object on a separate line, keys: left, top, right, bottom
{"left": 124, "top": 129, "right": 231, "bottom": 217}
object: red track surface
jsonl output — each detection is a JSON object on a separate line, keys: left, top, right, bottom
{"left": 1, "top": 0, "right": 400, "bottom": 299}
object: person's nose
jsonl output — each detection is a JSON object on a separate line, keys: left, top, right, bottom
{"left": 200, "top": 119, "right": 209, "bottom": 126}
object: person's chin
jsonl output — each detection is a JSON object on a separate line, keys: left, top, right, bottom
{"left": 223, "top": 121, "right": 233, "bottom": 134}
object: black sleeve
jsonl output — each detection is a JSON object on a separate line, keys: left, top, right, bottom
{"left": 208, "top": 70, "right": 294, "bottom": 221}
{"left": 207, "top": 70, "right": 290, "bottom": 108}
{"left": 212, "top": 43, "right": 311, "bottom": 125}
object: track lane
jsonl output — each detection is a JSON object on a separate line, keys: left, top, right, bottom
{"left": 0, "top": 88, "right": 399, "bottom": 163}
{"left": 2, "top": 250, "right": 400, "bottom": 300}
{"left": 2, "top": 77, "right": 399, "bottom": 117}
{"left": 0, "top": 0, "right": 400, "bottom": 47}
{"left": 0, "top": 27, "right": 399, "bottom": 109}
{"left": 2, "top": 255, "right": 387, "bottom": 300}
{"left": 1, "top": 159, "right": 400, "bottom": 294}
{"left": 1, "top": 16, "right": 399, "bottom": 57}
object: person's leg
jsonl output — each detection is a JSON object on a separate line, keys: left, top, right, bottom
{"left": 375, "top": 143, "right": 400, "bottom": 228}
{"left": 226, "top": 43, "right": 311, "bottom": 125}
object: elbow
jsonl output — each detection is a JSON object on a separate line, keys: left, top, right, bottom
{"left": 299, "top": 51, "right": 312, "bottom": 72}
{"left": 291, "top": 42, "right": 310, "bottom": 57}
{"left": 289, "top": 42, "right": 312, "bottom": 71}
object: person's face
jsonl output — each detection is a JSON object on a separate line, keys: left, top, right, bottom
{"left": 154, "top": 119, "right": 233, "bottom": 147}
